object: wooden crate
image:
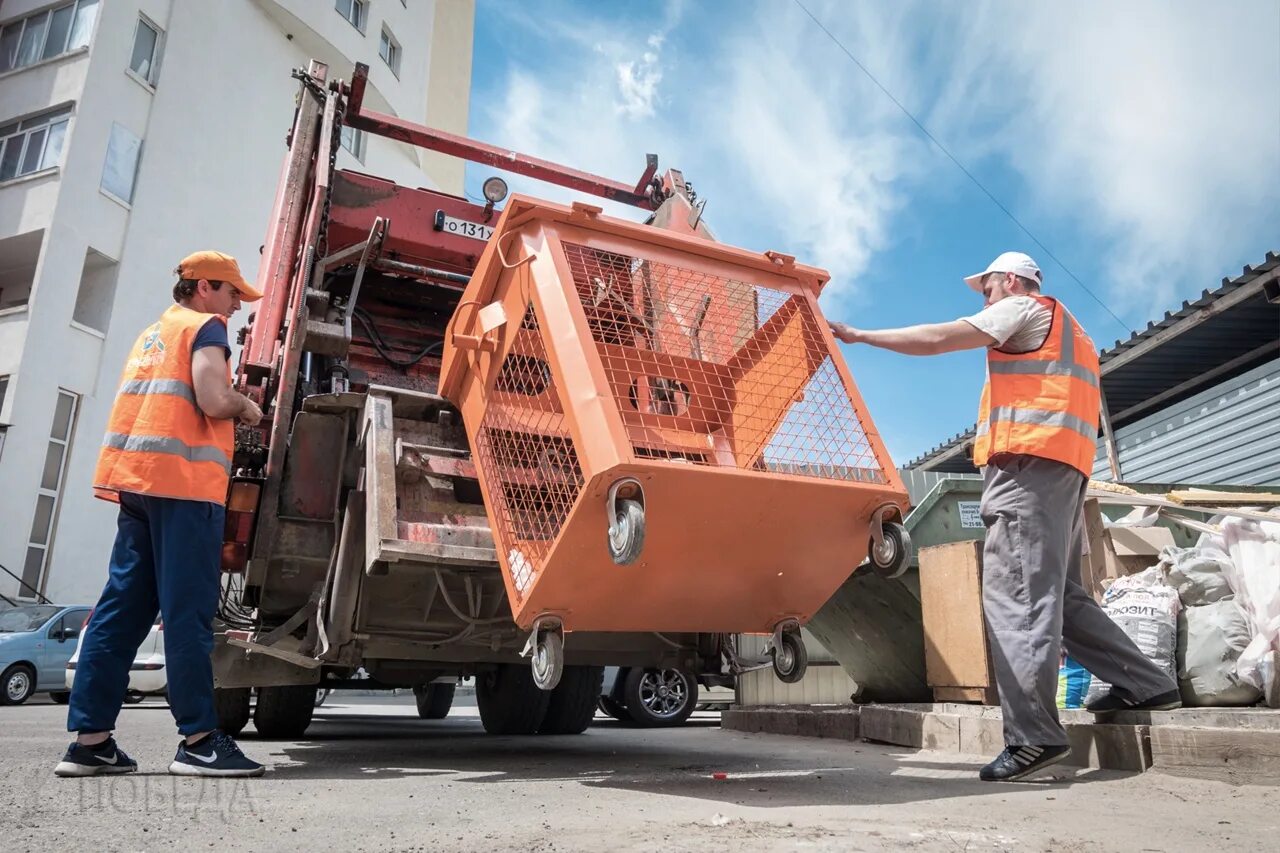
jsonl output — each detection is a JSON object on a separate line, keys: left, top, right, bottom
{"left": 918, "top": 540, "right": 998, "bottom": 705}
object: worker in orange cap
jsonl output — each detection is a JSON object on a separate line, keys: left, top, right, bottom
{"left": 829, "top": 252, "right": 1179, "bottom": 782}
{"left": 57, "top": 251, "right": 269, "bottom": 778}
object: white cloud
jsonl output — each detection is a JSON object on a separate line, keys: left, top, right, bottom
{"left": 476, "top": 0, "right": 924, "bottom": 305}
{"left": 704, "top": 5, "right": 927, "bottom": 306}
{"left": 475, "top": 0, "right": 1279, "bottom": 321}
{"left": 615, "top": 47, "right": 662, "bottom": 118}
{"left": 921, "top": 1, "right": 1280, "bottom": 318}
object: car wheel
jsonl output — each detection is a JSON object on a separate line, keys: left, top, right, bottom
{"left": 49, "top": 691, "right": 72, "bottom": 705}
{"left": 1, "top": 664, "right": 37, "bottom": 706}
{"left": 622, "top": 667, "right": 698, "bottom": 727}
{"left": 123, "top": 691, "right": 145, "bottom": 704}
{"left": 314, "top": 688, "right": 330, "bottom": 708}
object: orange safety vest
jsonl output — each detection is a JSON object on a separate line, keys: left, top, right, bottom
{"left": 972, "top": 295, "right": 1101, "bottom": 476}
{"left": 93, "top": 304, "right": 235, "bottom": 504}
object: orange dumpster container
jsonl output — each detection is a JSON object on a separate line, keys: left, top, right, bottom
{"left": 441, "top": 196, "right": 909, "bottom": 678}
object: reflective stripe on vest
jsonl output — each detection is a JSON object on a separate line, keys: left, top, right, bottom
{"left": 974, "top": 405, "right": 1097, "bottom": 443}
{"left": 986, "top": 359, "right": 1099, "bottom": 388}
{"left": 101, "top": 432, "right": 232, "bottom": 473}
{"left": 973, "top": 296, "right": 1101, "bottom": 476}
{"left": 117, "top": 378, "right": 201, "bottom": 409}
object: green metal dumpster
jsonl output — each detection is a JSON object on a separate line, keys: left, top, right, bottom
{"left": 802, "top": 478, "right": 986, "bottom": 703}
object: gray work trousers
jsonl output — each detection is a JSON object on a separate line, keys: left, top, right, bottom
{"left": 980, "top": 454, "right": 1177, "bottom": 747}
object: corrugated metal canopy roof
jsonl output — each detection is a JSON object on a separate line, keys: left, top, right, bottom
{"left": 905, "top": 251, "right": 1280, "bottom": 472}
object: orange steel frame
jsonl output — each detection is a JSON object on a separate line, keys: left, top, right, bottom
{"left": 442, "top": 198, "right": 909, "bottom": 634}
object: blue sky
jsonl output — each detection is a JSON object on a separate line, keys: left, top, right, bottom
{"left": 462, "top": 0, "right": 1280, "bottom": 465}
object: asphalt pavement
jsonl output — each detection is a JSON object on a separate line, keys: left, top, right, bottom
{"left": 2, "top": 693, "right": 1273, "bottom": 852}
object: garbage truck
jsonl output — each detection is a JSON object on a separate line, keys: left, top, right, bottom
{"left": 212, "top": 61, "right": 911, "bottom": 739}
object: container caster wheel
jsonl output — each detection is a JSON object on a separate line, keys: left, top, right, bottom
{"left": 771, "top": 631, "right": 807, "bottom": 684}
{"left": 869, "top": 521, "right": 912, "bottom": 579}
{"left": 606, "top": 478, "right": 645, "bottom": 566}
{"left": 529, "top": 628, "right": 564, "bottom": 691}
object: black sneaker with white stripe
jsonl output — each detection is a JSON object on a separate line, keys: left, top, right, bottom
{"left": 169, "top": 730, "right": 265, "bottom": 777}
{"left": 979, "top": 744, "right": 1071, "bottom": 782}
{"left": 1085, "top": 687, "right": 1182, "bottom": 715}
{"left": 54, "top": 738, "right": 138, "bottom": 777}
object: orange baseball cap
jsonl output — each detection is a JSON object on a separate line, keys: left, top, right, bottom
{"left": 177, "top": 251, "right": 263, "bottom": 302}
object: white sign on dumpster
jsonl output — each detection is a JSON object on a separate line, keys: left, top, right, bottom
{"left": 958, "top": 501, "right": 984, "bottom": 529}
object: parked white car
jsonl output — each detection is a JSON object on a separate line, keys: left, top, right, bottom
{"left": 66, "top": 613, "right": 166, "bottom": 701}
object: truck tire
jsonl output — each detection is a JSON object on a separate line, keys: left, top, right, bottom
{"left": 598, "top": 694, "right": 631, "bottom": 722}
{"left": 477, "top": 664, "right": 549, "bottom": 735}
{"left": 538, "top": 666, "right": 604, "bottom": 735}
{"left": 253, "top": 685, "right": 316, "bottom": 739}
{"left": 214, "top": 687, "right": 251, "bottom": 736}
{"left": 622, "top": 667, "right": 698, "bottom": 727}
{"left": 414, "top": 683, "right": 456, "bottom": 719}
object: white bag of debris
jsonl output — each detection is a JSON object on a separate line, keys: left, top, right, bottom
{"left": 1085, "top": 567, "right": 1181, "bottom": 705}
{"left": 1162, "top": 547, "right": 1234, "bottom": 606}
{"left": 1197, "top": 514, "right": 1280, "bottom": 705}
{"left": 1177, "top": 598, "right": 1262, "bottom": 706}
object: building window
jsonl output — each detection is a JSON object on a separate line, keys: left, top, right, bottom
{"left": 0, "top": 106, "right": 71, "bottom": 182}
{"left": 379, "top": 27, "right": 401, "bottom": 77}
{"left": 128, "top": 16, "right": 163, "bottom": 86}
{"left": 23, "top": 390, "right": 79, "bottom": 594}
{"left": 0, "top": 0, "right": 99, "bottom": 74}
{"left": 72, "top": 249, "right": 119, "bottom": 333}
{"left": 340, "top": 125, "right": 365, "bottom": 163}
{"left": 335, "top": 0, "right": 368, "bottom": 33}
{"left": 0, "top": 229, "right": 42, "bottom": 311}
{"left": 101, "top": 122, "right": 142, "bottom": 204}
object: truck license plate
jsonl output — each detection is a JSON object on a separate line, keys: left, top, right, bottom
{"left": 436, "top": 212, "right": 494, "bottom": 242}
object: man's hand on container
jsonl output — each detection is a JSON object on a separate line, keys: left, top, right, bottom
{"left": 829, "top": 321, "right": 864, "bottom": 344}
{"left": 238, "top": 397, "right": 264, "bottom": 426}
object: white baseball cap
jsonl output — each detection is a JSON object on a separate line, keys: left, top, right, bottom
{"left": 963, "top": 251, "right": 1043, "bottom": 292}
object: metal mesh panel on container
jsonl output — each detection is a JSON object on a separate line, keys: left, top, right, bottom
{"left": 471, "top": 303, "right": 584, "bottom": 599}
{"left": 562, "top": 243, "right": 886, "bottom": 483}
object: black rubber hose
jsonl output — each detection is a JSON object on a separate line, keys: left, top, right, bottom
{"left": 351, "top": 308, "right": 445, "bottom": 368}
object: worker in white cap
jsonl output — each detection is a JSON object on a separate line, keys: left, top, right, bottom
{"left": 829, "top": 251, "right": 1179, "bottom": 782}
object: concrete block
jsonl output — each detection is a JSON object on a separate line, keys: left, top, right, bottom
{"left": 861, "top": 706, "right": 961, "bottom": 752}
{"left": 957, "top": 713, "right": 1004, "bottom": 758}
{"left": 795, "top": 711, "right": 822, "bottom": 739}
{"left": 721, "top": 709, "right": 758, "bottom": 734}
{"left": 818, "top": 709, "right": 861, "bottom": 741}
{"left": 720, "top": 706, "right": 861, "bottom": 742}
{"left": 1064, "top": 723, "right": 1152, "bottom": 771}
{"left": 767, "top": 709, "right": 800, "bottom": 737}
